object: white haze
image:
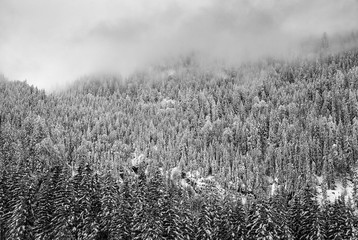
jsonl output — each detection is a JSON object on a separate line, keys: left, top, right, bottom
{"left": 0, "top": 0, "right": 357, "bottom": 91}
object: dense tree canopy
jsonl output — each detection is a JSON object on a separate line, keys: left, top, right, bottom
{"left": 1, "top": 45, "right": 358, "bottom": 238}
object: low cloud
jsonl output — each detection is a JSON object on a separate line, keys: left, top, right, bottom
{"left": 0, "top": 0, "right": 357, "bottom": 91}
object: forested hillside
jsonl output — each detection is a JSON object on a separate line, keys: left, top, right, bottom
{"left": 2, "top": 48, "right": 358, "bottom": 239}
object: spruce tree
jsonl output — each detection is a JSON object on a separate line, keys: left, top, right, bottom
{"left": 161, "top": 185, "right": 184, "bottom": 239}
{"left": 225, "top": 199, "right": 246, "bottom": 240}
{"left": 0, "top": 170, "right": 11, "bottom": 240}
{"left": 6, "top": 170, "right": 35, "bottom": 240}
{"left": 133, "top": 167, "right": 164, "bottom": 240}
{"left": 246, "top": 200, "right": 284, "bottom": 240}
{"left": 297, "top": 185, "right": 325, "bottom": 240}
{"left": 288, "top": 196, "right": 301, "bottom": 239}
{"left": 195, "top": 201, "right": 213, "bottom": 240}
{"left": 99, "top": 173, "right": 120, "bottom": 239}
{"left": 34, "top": 166, "right": 63, "bottom": 239}
{"left": 326, "top": 199, "right": 357, "bottom": 239}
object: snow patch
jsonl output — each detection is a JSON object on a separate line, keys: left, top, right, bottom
{"left": 316, "top": 180, "right": 354, "bottom": 205}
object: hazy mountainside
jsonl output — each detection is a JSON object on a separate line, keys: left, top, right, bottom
{"left": 3, "top": 49, "right": 358, "bottom": 187}
{"left": 2, "top": 48, "right": 358, "bottom": 238}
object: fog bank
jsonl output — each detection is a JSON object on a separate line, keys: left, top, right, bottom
{"left": 0, "top": 0, "right": 357, "bottom": 91}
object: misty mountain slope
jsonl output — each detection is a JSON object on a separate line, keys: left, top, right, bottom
{"left": 2, "top": 0, "right": 358, "bottom": 238}
{"left": 2, "top": 48, "right": 358, "bottom": 239}
{"left": 2, "top": 49, "right": 358, "bottom": 186}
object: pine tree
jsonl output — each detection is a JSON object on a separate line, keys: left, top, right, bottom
{"left": 195, "top": 201, "right": 213, "bottom": 240}
{"left": 271, "top": 194, "right": 294, "bottom": 240}
{"left": 288, "top": 196, "right": 301, "bottom": 239}
{"left": 326, "top": 200, "right": 357, "bottom": 239}
{"left": 51, "top": 166, "right": 73, "bottom": 239}
{"left": 8, "top": 195, "right": 34, "bottom": 240}
{"left": 0, "top": 170, "right": 11, "bottom": 240}
{"left": 113, "top": 178, "right": 135, "bottom": 239}
{"left": 210, "top": 198, "right": 227, "bottom": 240}
{"left": 161, "top": 185, "right": 184, "bottom": 239}
{"left": 6, "top": 170, "right": 35, "bottom": 240}
{"left": 131, "top": 168, "right": 147, "bottom": 239}
{"left": 297, "top": 185, "right": 325, "bottom": 240}
{"left": 34, "top": 166, "right": 65, "bottom": 239}
{"left": 246, "top": 200, "right": 284, "bottom": 240}
{"left": 82, "top": 172, "right": 102, "bottom": 239}
{"left": 178, "top": 190, "right": 195, "bottom": 240}
{"left": 133, "top": 168, "right": 164, "bottom": 240}
{"left": 99, "top": 174, "right": 120, "bottom": 239}
{"left": 225, "top": 199, "right": 246, "bottom": 240}
{"left": 68, "top": 162, "right": 99, "bottom": 239}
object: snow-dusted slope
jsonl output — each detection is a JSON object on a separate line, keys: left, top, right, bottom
{"left": 315, "top": 177, "right": 354, "bottom": 205}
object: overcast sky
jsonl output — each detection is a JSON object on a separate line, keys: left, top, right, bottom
{"left": 0, "top": 0, "right": 358, "bottom": 91}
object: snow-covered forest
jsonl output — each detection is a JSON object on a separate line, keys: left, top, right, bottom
{"left": 1, "top": 30, "right": 358, "bottom": 238}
